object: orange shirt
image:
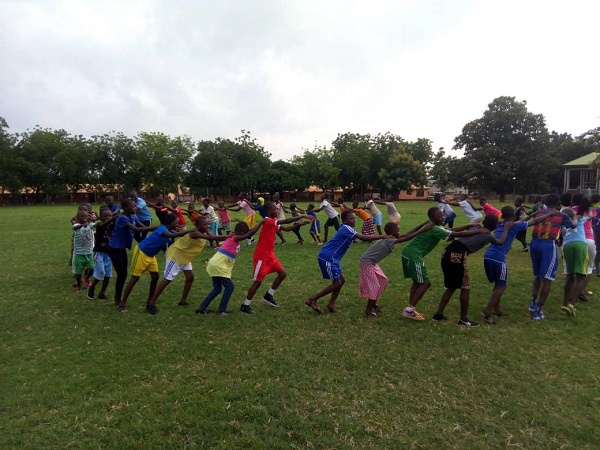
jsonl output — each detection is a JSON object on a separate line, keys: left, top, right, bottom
{"left": 353, "top": 208, "right": 371, "bottom": 221}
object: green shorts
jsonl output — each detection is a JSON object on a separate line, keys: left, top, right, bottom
{"left": 563, "top": 241, "right": 588, "bottom": 275}
{"left": 72, "top": 253, "right": 94, "bottom": 275}
{"left": 402, "top": 254, "right": 429, "bottom": 284}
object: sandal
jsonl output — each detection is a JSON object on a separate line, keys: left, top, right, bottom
{"left": 327, "top": 305, "right": 339, "bottom": 313}
{"left": 480, "top": 311, "right": 495, "bottom": 325}
{"left": 364, "top": 311, "right": 378, "bottom": 319}
{"left": 305, "top": 299, "right": 322, "bottom": 314}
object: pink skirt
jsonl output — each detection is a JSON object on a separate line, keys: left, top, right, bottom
{"left": 362, "top": 218, "right": 375, "bottom": 235}
{"left": 359, "top": 262, "right": 388, "bottom": 300}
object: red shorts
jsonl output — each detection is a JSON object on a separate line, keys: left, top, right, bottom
{"left": 252, "top": 254, "right": 284, "bottom": 281}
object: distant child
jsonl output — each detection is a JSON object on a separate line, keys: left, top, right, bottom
{"left": 129, "top": 191, "right": 153, "bottom": 242}
{"left": 305, "top": 210, "right": 388, "bottom": 314}
{"left": 273, "top": 193, "right": 289, "bottom": 245}
{"left": 105, "top": 195, "right": 120, "bottom": 216}
{"left": 571, "top": 193, "right": 596, "bottom": 300}
{"left": 147, "top": 217, "right": 228, "bottom": 315}
{"left": 374, "top": 196, "right": 401, "bottom": 224}
{"left": 306, "top": 204, "right": 322, "bottom": 245}
{"left": 513, "top": 197, "right": 531, "bottom": 252}
{"left": 87, "top": 207, "right": 116, "bottom": 300}
{"left": 337, "top": 198, "right": 347, "bottom": 213}
{"left": 400, "top": 207, "right": 484, "bottom": 321}
{"left": 118, "top": 215, "right": 188, "bottom": 312}
{"left": 360, "top": 222, "right": 431, "bottom": 318}
{"left": 434, "top": 193, "right": 456, "bottom": 228}
{"left": 106, "top": 198, "right": 158, "bottom": 309}
{"left": 479, "top": 197, "right": 502, "bottom": 218}
{"left": 289, "top": 203, "right": 305, "bottom": 244}
{"left": 352, "top": 200, "right": 375, "bottom": 236}
{"left": 559, "top": 208, "right": 586, "bottom": 317}
{"left": 228, "top": 192, "right": 256, "bottom": 246}
{"left": 186, "top": 203, "right": 201, "bottom": 224}
{"left": 591, "top": 194, "right": 600, "bottom": 275}
{"left": 433, "top": 214, "right": 511, "bottom": 327}
{"left": 196, "top": 221, "right": 263, "bottom": 315}
{"left": 201, "top": 198, "right": 220, "bottom": 247}
{"left": 313, "top": 194, "right": 340, "bottom": 242}
{"left": 240, "top": 201, "right": 313, "bottom": 314}
{"left": 217, "top": 201, "right": 232, "bottom": 234}
{"left": 253, "top": 197, "right": 267, "bottom": 219}
{"left": 445, "top": 194, "right": 483, "bottom": 224}
{"left": 365, "top": 199, "right": 383, "bottom": 234}
{"left": 147, "top": 195, "right": 170, "bottom": 225}
{"left": 72, "top": 209, "right": 96, "bottom": 293}
{"left": 528, "top": 194, "right": 575, "bottom": 320}
{"left": 171, "top": 200, "right": 187, "bottom": 228}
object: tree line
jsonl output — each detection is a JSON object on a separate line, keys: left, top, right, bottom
{"left": 1, "top": 96, "right": 599, "bottom": 203}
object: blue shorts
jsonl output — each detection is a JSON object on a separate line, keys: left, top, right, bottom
{"left": 93, "top": 251, "right": 112, "bottom": 280}
{"left": 372, "top": 213, "right": 382, "bottom": 226}
{"left": 209, "top": 222, "right": 219, "bottom": 236}
{"left": 318, "top": 257, "right": 342, "bottom": 281}
{"left": 530, "top": 239, "right": 558, "bottom": 281}
{"left": 484, "top": 258, "right": 507, "bottom": 286}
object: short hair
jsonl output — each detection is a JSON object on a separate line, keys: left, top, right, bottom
{"left": 307, "top": 203, "right": 314, "bottom": 209}
{"left": 264, "top": 200, "right": 275, "bottom": 211}
{"left": 341, "top": 210, "right": 354, "bottom": 221}
{"left": 384, "top": 222, "right": 399, "bottom": 235}
{"left": 482, "top": 214, "right": 499, "bottom": 231}
{"left": 433, "top": 193, "right": 442, "bottom": 201}
{"left": 427, "top": 206, "right": 440, "bottom": 219}
{"left": 560, "top": 193, "right": 572, "bottom": 207}
{"left": 195, "top": 216, "right": 208, "bottom": 227}
{"left": 514, "top": 197, "right": 523, "bottom": 206}
{"left": 479, "top": 197, "right": 487, "bottom": 203}
{"left": 121, "top": 198, "right": 135, "bottom": 209}
{"left": 99, "top": 205, "right": 110, "bottom": 211}
{"left": 234, "top": 221, "right": 249, "bottom": 234}
{"left": 290, "top": 203, "right": 297, "bottom": 209}
{"left": 571, "top": 192, "right": 583, "bottom": 207}
{"left": 501, "top": 206, "right": 514, "bottom": 219}
{"left": 165, "top": 214, "right": 178, "bottom": 225}
{"left": 546, "top": 194, "right": 560, "bottom": 208}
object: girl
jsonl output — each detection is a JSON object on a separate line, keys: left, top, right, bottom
{"left": 570, "top": 193, "right": 596, "bottom": 300}
{"left": 306, "top": 204, "right": 322, "bottom": 245}
{"left": 352, "top": 200, "right": 375, "bottom": 236}
{"left": 289, "top": 203, "right": 305, "bottom": 244}
{"left": 195, "top": 221, "right": 263, "bottom": 315}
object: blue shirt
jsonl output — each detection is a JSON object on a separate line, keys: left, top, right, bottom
{"left": 562, "top": 218, "right": 587, "bottom": 246}
{"left": 254, "top": 204, "right": 267, "bottom": 218}
{"left": 135, "top": 198, "right": 153, "bottom": 222}
{"left": 318, "top": 225, "right": 357, "bottom": 262}
{"left": 484, "top": 220, "right": 527, "bottom": 262}
{"left": 138, "top": 225, "right": 170, "bottom": 257}
{"left": 108, "top": 204, "right": 120, "bottom": 215}
{"left": 109, "top": 214, "right": 140, "bottom": 249}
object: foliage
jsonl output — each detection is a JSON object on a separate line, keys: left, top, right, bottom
{"left": 429, "top": 149, "right": 460, "bottom": 192}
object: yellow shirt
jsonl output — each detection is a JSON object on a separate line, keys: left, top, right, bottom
{"left": 166, "top": 234, "right": 207, "bottom": 265}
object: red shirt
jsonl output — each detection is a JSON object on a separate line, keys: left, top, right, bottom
{"left": 254, "top": 218, "right": 280, "bottom": 258}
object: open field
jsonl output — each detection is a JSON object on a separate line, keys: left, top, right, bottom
{"left": 1, "top": 202, "right": 598, "bottom": 448}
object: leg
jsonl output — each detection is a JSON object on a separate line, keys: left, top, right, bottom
{"left": 121, "top": 275, "right": 140, "bottom": 305}
{"left": 147, "top": 272, "right": 159, "bottom": 303}
{"left": 277, "top": 230, "right": 287, "bottom": 244}
{"left": 483, "top": 284, "right": 507, "bottom": 317}
{"left": 458, "top": 289, "right": 471, "bottom": 321}
{"left": 246, "top": 280, "right": 262, "bottom": 301}
{"left": 74, "top": 274, "right": 82, "bottom": 292}
{"left": 148, "top": 278, "right": 171, "bottom": 307}
{"left": 217, "top": 278, "right": 235, "bottom": 312}
{"left": 563, "top": 273, "right": 574, "bottom": 307}
{"left": 326, "top": 274, "right": 345, "bottom": 312}
{"left": 199, "top": 277, "right": 223, "bottom": 311}
{"left": 271, "top": 270, "right": 286, "bottom": 290}
{"left": 307, "top": 279, "right": 343, "bottom": 306}
{"left": 323, "top": 224, "right": 329, "bottom": 243}
{"left": 435, "top": 288, "right": 456, "bottom": 316}
{"left": 179, "top": 270, "right": 194, "bottom": 304}
{"left": 99, "top": 277, "right": 110, "bottom": 297}
{"left": 537, "top": 279, "right": 552, "bottom": 306}
{"left": 409, "top": 282, "right": 431, "bottom": 307}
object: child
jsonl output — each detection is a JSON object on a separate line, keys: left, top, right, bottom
{"left": 106, "top": 198, "right": 158, "bottom": 309}
{"left": 313, "top": 194, "right": 340, "bottom": 243}
{"left": 105, "top": 195, "right": 120, "bottom": 216}
{"left": 240, "top": 201, "right": 313, "bottom": 314}
{"left": 591, "top": 194, "right": 600, "bottom": 275}
{"left": 306, "top": 204, "right": 322, "bottom": 245}
{"left": 481, "top": 206, "right": 557, "bottom": 323}
{"left": 253, "top": 197, "right": 268, "bottom": 219}
{"left": 119, "top": 215, "right": 189, "bottom": 312}
{"left": 434, "top": 193, "right": 456, "bottom": 228}
{"left": 528, "top": 194, "right": 576, "bottom": 320}
{"left": 374, "top": 196, "right": 401, "bottom": 224}
{"left": 201, "top": 198, "right": 220, "bottom": 247}
{"left": 352, "top": 200, "right": 375, "bottom": 236}
{"left": 445, "top": 194, "right": 483, "bottom": 224}
{"left": 360, "top": 222, "right": 431, "bottom": 318}
{"left": 87, "top": 207, "right": 116, "bottom": 300}
{"left": 146, "top": 217, "right": 228, "bottom": 315}
{"left": 337, "top": 198, "right": 347, "bottom": 213}
{"left": 479, "top": 197, "right": 502, "bottom": 218}
{"left": 432, "top": 215, "right": 511, "bottom": 327}
{"left": 147, "top": 195, "right": 170, "bottom": 225}
{"left": 513, "top": 198, "right": 531, "bottom": 252}
{"left": 289, "top": 203, "right": 305, "bottom": 244}
{"left": 227, "top": 192, "right": 257, "bottom": 246}
{"left": 305, "top": 210, "right": 388, "bottom": 314}
{"left": 365, "top": 199, "right": 383, "bottom": 235}
{"left": 170, "top": 200, "right": 187, "bottom": 228}
{"left": 71, "top": 209, "right": 96, "bottom": 293}
{"left": 559, "top": 208, "right": 586, "bottom": 317}
{"left": 571, "top": 194, "right": 596, "bottom": 300}
{"left": 186, "top": 203, "right": 201, "bottom": 224}
{"left": 272, "top": 193, "right": 288, "bottom": 245}
{"left": 196, "top": 221, "right": 263, "bottom": 315}
{"left": 129, "top": 191, "right": 154, "bottom": 242}
{"left": 400, "top": 207, "right": 484, "bottom": 321}
{"left": 217, "top": 201, "right": 232, "bottom": 234}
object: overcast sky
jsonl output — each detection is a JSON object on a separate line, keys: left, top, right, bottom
{"left": 2, "top": 0, "right": 599, "bottom": 160}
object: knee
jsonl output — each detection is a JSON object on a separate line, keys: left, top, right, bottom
{"left": 280, "top": 271, "right": 287, "bottom": 279}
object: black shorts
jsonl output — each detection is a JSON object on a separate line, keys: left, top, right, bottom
{"left": 441, "top": 241, "right": 470, "bottom": 290}
{"left": 325, "top": 216, "right": 340, "bottom": 230}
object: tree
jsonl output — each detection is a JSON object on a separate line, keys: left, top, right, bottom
{"left": 331, "top": 133, "right": 371, "bottom": 196}
{"left": 429, "top": 149, "right": 460, "bottom": 192}
{"left": 0, "top": 117, "right": 27, "bottom": 204}
{"left": 261, "top": 160, "right": 304, "bottom": 194}
{"left": 378, "top": 151, "right": 427, "bottom": 193}
{"left": 291, "top": 146, "right": 340, "bottom": 194}
{"left": 453, "top": 96, "right": 551, "bottom": 197}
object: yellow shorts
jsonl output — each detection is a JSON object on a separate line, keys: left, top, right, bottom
{"left": 243, "top": 213, "right": 256, "bottom": 228}
{"left": 130, "top": 246, "right": 158, "bottom": 276}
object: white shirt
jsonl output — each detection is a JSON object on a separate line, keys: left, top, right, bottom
{"left": 320, "top": 199, "right": 338, "bottom": 219}
{"left": 458, "top": 200, "right": 482, "bottom": 223}
{"left": 365, "top": 200, "right": 382, "bottom": 217}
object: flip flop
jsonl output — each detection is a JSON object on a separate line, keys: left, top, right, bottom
{"left": 305, "top": 299, "right": 322, "bottom": 314}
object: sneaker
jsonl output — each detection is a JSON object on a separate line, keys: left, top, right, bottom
{"left": 457, "top": 318, "right": 479, "bottom": 327}
{"left": 585, "top": 290, "right": 593, "bottom": 296}
{"left": 240, "top": 304, "right": 255, "bottom": 315}
{"left": 403, "top": 307, "right": 425, "bottom": 321}
{"left": 178, "top": 301, "right": 189, "bottom": 307}
{"left": 117, "top": 304, "right": 128, "bottom": 313}
{"left": 146, "top": 303, "right": 158, "bottom": 315}
{"left": 578, "top": 295, "right": 588, "bottom": 302}
{"left": 216, "top": 310, "right": 232, "bottom": 316}
{"left": 532, "top": 310, "right": 545, "bottom": 320}
{"left": 528, "top": 301, "right": 537, "bottom": 312}
{"left": 432, "top": 313, "right": 447, "bottom": 322}
{"left": 262, "top": 293, "right": 279, "bottom": 308}
{"left": 522, "top": 245, "right": 530, "bottom": 253}
{"left": 98, "top": 293, "right": 107, "bottom": 300}
{"left": 195, "top": 307, "right": 210, "bottom": 315}
{"left": 569, "top": 304, "right": 577, "bottom": 317}
{"left": 86, "top": 286, "right": 95, "bottom": 300}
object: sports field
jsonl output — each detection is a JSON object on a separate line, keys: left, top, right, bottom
{"left": 1, "top": 202, "right": 598, "bottom": 448}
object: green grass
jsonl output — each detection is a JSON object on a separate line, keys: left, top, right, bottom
{"left": 1, "top": 202, "right": 599, "bottom": 448}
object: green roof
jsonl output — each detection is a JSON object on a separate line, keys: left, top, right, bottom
{"left": 563, "top": 152, "right": 600, "bottom": 167}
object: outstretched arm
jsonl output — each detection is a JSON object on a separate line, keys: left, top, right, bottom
{"left": 489, "top": 221, "right": 512, "bottom": 245}
{"left": 163, "top": 229, "right": 191, "bottom": 239}
{"left": 449, "top": 223, "right": 480, "bottom": 232}
{"left": 355, "top": 233, "right": 390, "bottom": 242}
{"left": 405, "top": 220, "right": 430, "bottom": 234}
{"left": 394, "top": 223, "right": 433, "bottom": 244}
{"left": 188, "top": 229, "right": 229, "bottom": 241}
{"left": 277, "top": 214, "right": 314, "bottom": 225}
{"left": 234, "top": 220, "right": 264, "bottom": 241}
{"left": 280, "top": 221, "right": 311, "bottom": 232}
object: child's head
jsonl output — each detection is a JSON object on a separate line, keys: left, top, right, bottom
{"left": 105, "top": 195, "right": 114, "bottom": 205}
{"left": 307, "top": 204, "right": 314, "bottom": 211}
{"left": 239, "top": 191, "right": 247, "bottom": 200}
{"left": 290, "top": 203, "right": 297, "bottom": 211}
{"left": 433, "top": 193, "right": 442, "bottom": 202}
{"left": 80, "top": 202, "right": 92, "bottom": 213}
{"left": 171, "top": 200, "right": 178, "bottom": 209}
{"left": 384, "top": 222, "right": 399, "bottom": 238}
{"left": 571, "top": 192, "right": 583, "bottom": 207}
{"left": 479, "top": 197, "right": 487, "bottom": 206}
{"left": 460, "top": 194, "right": 468, "bottom": 201}
{"left": 579, "top": 195, "right": 591, "bottom": 212}
{"left": 340, "top": 209, "right": 355, "bottom": 227}
{"left": 155, "top": 195, "right": 164, "bottom": 205}
{"left": 482, "top": 214, "right": 499, "bottom": 231}
{"left": 387, "top": 195, "right": 394, "bottom": 202}
{"left": 562, "top": 207, "right": 575, "bottom": 219}
{"left": 129, "top": 191, "right": 138, "bottom": 200}
{"left": 501, "top": 206, "right": 515, "bottom": 221}
{"left": 273, "top": 193, "right": 280, "bottom": 201}
{"left": 195, "top": 216, "right": 209, "bottom": 232}
{"left": 165, "top": 214, "right": 179, "bottom": 230}
{"left": 545, "top": 194, "right": 560, "bottom": 209}
{"left": 352, "top": 200, "right": 359, "bottom": 209}
{"left": 99, "top": 207, "right": 112, "bottom": 221}
{"left": 76, "top": 209, "right": 89, "bottom": 224}
{"left": 234, "top": 221, "right": 249, "bottom": 235}
{"left": 514, "top": 197, "right": 523, "bottom": 207}
{"left": 257, "top": 197, "right": 264, "bottom": 205}
{"left": 265, "top": 200, "right": 278, "bottom": 218}
{"left": 428, "top": 206, "right": 445, "bottom": 225}
{"left": 560, "top": 193, "right": 572, "bottom": 208}
{"left": 337, "top": 197, "right": 345, "bottom": 204}
{"left": 218, "top": 201, "right": 225, "bottom": 208}
{"left": 320, "top": 193, "right": 327, "bottom": 201}
{"left": 188, "top": 202, "right": 195, "bottom": 211}
{"left": 121, "top": 198, "right": 136, "bottom": 214}
{"left": 202, "top": 198, "right": 210, "bottom": 207}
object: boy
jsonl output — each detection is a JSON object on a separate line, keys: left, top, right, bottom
{"left": 119, "top": 214, "right": 189, "bottom": 312}
{"left": 305, "top": 210, "right": 389, "bottom": 314}
{"left": 359, "top": 221, "right": 431, "bottom": 318}
{"left": 313, "top": 194, "right": 340, "bottom": 243}
{"left": 105, "top": 195, "right": 120, "bottom": 216}
{"left": 87, "top": 207, "right": 116, "bottom": 300}
{"left": 240, "top": 201, "right": 313, "bottom": 314}
{"left": 306, "top": 204, "right": 322, "bottom": 245}
{"left": 72, "top": 209, "right": 96, "bottom": 293}
{"left": 445, "top": 194, "right": 483, "bottom": 224}
{"left": 400, "top": 207, "right": 483, "bottom": 320}
{"left": 479, "top": 197, "right": 502, "bottom": 218}
{"left": 147, "top": 216, "right": 229, "bottom": 315}
{"left": 528, "top": 193, "right": 576, "bottom": 320}
{"left": 129, "top": 190, "right": 153, "bottom": 242}
{"left": 513, "top": 198, "right": 531, "bottom": 252}
{"left": 560, "top": 208, "right": 586, "bottom": 317}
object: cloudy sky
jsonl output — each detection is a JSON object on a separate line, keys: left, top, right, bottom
{"left": 2, "top": 0, "right": 599, "bottom": 159}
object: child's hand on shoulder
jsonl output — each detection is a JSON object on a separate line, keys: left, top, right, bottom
{"left": 421, "top": 223, "right": 433, "bottom": 231}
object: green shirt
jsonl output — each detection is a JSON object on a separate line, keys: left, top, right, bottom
{"left": 402, "top": 222, "right": 451, "bottom": 260}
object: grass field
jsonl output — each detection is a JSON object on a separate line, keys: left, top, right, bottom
{"left": 1, "top": 202, "right": 599, "bottom": 448}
